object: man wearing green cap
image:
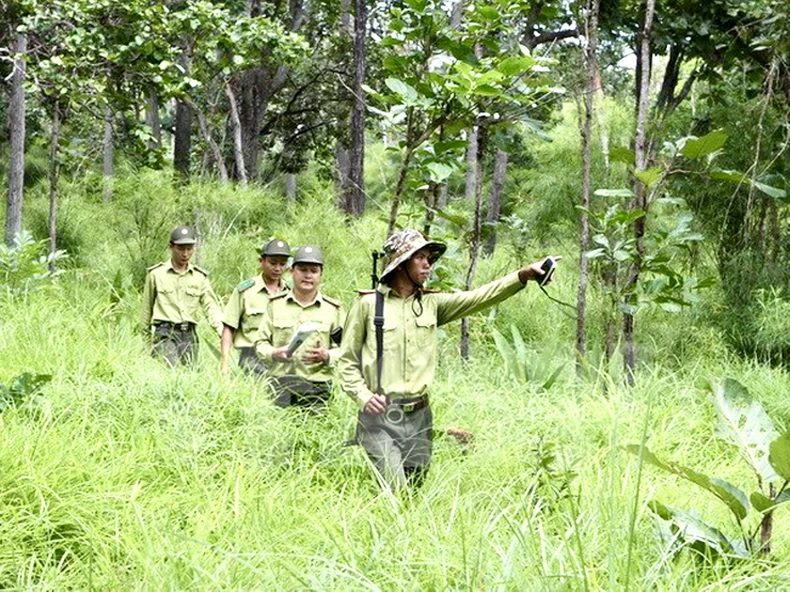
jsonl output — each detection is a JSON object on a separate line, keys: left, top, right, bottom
{"left": 338, "top": 228, "right": 560, "bottom": 490}
{"left": 142, "top": 225, "right": 224, "bottom": 367}
{"left": 255, "top": 245, "right": 344, "bottom": 408}
{"left": 220, "top": 238, "right": 291, "bottom": 375}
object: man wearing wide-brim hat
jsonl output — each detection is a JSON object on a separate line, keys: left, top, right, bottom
{"left": 338, "top": 228, "right": 560, "bottom": 490}
{"left": 220, "top": 238, "right": 291, "bottom": 376}
{"left": 142, "top": 225, "right": 223, "bottom": 367}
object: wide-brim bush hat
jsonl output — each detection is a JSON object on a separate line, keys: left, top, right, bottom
{"left": 260, "top": 238, "right": 290, "bottom": 257}
{"left": 170, "top": 225, "right": 197, "bottom": 245}
{"left": 380, "top": 228, "right": 446, "bottom": 281}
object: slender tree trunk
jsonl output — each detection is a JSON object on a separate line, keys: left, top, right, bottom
{"left": 102, "top": 105, "right": 114, "bottom": 202}
{"left": 344, "top": 0, "right": 367, "bottom": 216}
{"left": 145, "top": 90, "right": 162, "bottom": 150}
{"left": 335, "top": 144, "right": 350, "bottom": 200}
{"left": 173, "top": 98, "right": 192, "bottom": 182}
{"left": 387, "top": 109, "right": 415, "bottom": 235}
{"left": 5, "top": 32, "right": 27, "bottom": 246}
{"left": 484, "top": 148, "right": 507, "bottom": 257}
{"left": 623, "top": 0, "right": 655, "bottom": 385}
{"left": 285, "top": 173, "right": 297, "bottom": 201}
{"left": 576, "top": 0, "right": 600, "bottom": 375}
{"left": 48, "top": 102, "right": 61, "bottom": 272}
{"left": 182, "top": 97, "right": 228, "bottom": 182}
{"left": 225, "top": 84, "right": 248, "bottom": 185}
{"left": 461, "top": 123, "right": 488, "bottom": 360}
{"left": 464, "top": 125, "right": 479, "bottom": 201}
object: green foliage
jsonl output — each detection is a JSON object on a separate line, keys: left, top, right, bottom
{"left": 0, "top": 372, "right": 51, "bottom": 414}
{"left": 627, "top": 377, "right": 790, "bottom": 560}
{"left": 0, "top": 231, "right": 67, "bottom": 297}
{"left": 492, "top": 324, "right": 564, "bottom": 390}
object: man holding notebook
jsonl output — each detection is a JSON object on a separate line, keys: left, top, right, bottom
{"left": 254, "top": 245, "right": 344, "bottom": 408}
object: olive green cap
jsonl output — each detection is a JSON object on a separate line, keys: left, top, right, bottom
{"left": 170, "top": 225, "right": 197, "bottom": 245}
{"left": 260, "top": 238, "right": 290, "bottom": 257}
{"left": 292, "top": 245, "right": 324, "bottom": 266}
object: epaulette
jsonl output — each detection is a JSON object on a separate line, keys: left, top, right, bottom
{"left": 146, "top": 262, "right": 164, "bottom": 272}
{"left": 421, "top": 288, "right": 440, "bottom": 294}
{"left": 193, "top": 265, "right": 210, "bottom": 276}
{"left": 322, "top": 295, "right": 342, "bottom": 308}
{"left": 357, "top": 289, "right": 376, "bottom": 295}
{"left": 270, "top": 290, "right": 289, "bottom": 300}
{"left": 237, "top": 278, "right": 256, "bottom": 292}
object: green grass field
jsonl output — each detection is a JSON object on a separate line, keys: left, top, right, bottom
{"left": 3, "top": 182, "right": 790, "bottom": 589}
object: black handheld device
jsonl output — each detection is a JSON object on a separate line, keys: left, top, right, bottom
{"left": 538, "top": 256, "right": 556, "bottom": 287}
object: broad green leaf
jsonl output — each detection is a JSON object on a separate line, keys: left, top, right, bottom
{"left": 496, "top": 56, "right": 537, "bottom": 76}
{"left": 594, "top": 189, "right": 635, "bottom": 199}
{"left": 711, "top": 378, "right": 780, "bottom": 483}
{"left": 624, "top": 444, "right": 749, "bottom": 520}
{"left": 710, "top": 169, "right": 748, "bottom": 183}
{"left": 750, "top": 490, "right": 790, "bottom": 513}
{"left": 609, "top": 146, "right": 635, "bottom": 165}
{"left": 426, "top": 162, "right": 454, "bottom": 183}
{"left": 752, "top": 181, "right": 787, "bottom": 199}
{"left": 679, "top": 129, "right": 728, "bottom": 160}
{"left": 384, "top": 78, "right": 418, "bottom": 102}
{"left": 769, "top": 431, "right": 790, "bottom": 481}
{"left": 634, "top": 167, "right": 663, "bottom": 188}
{"left": 647, "top": 501, "right": 748, "bottom": 558}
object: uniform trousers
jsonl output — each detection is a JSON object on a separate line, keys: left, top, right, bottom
{"left": 238, "top": 346, "right": 268, "bottom": 376}
{"left": 152, "top": 322, "right": 196, "bottom": 367}
{"left": 357, "top": 404, "right": 433, "bottom": 490}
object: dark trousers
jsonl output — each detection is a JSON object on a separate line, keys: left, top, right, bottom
{"left": 238, "top": 347, "right": 267, "bottom": 377}
{"left": 152, "top": 322, "right": 197, "bottom": 367}
{"left": 272, "top": 376, "right": 332, "bottom": 409}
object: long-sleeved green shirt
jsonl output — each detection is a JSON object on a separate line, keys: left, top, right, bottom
{"left": 338, "top": 271, "right": 526, "bottom": 408}
{"left": 141, "top": 261, "right": 223, "bottom": 335}
{"left": 222, "top": 275, "right": 287, "bottom": 348}
{"left": 255, "top": 291, "right": 344, "bottom": 383}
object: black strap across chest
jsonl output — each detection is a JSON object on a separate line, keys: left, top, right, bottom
{"left": 374, "top": 290, "right": 384, "bottom": 395}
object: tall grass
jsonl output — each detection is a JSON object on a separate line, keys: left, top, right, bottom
{"left": 2, "top": 172, "right": 790, "bottom": 589}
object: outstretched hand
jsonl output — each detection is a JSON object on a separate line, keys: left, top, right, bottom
{"left": 518, "top": 255, "right": 562, "bottom": 284}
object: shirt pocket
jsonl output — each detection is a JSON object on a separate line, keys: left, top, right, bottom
{"left": 185, "top": 286, "right": 204, "bottom": 314}
{"left": 414, "top": 314, "right": 436, "bottom": 348}
{"left": 272, "top": 317, "right": 296, "bottom": 348}
{"left": 245, "top": 307, "right": 267, "bottom": 331}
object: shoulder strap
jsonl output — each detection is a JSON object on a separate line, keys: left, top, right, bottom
{"left": 374, "top": 290, "right": 384, "bottom": 395}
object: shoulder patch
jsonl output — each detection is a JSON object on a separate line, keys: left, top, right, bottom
{"left": 270, "top": 291, "right": 289, "bottom": 300}
{"left": 322, "top": 295, "right": 342, "bottom": 308}
{"left": 357, "top": 289, "right": 375, "bottom": 295}
{"left": 237, "top": 278, "right": 255, "bottom": 292}
{"left": 193, "top": 265, "right": 209, "bottom": 276}
{"left": 147, "top": 262, "right": 164, "bottom": 272}
{"left": 421, "top": 288, "right": 440, "bottom": 294}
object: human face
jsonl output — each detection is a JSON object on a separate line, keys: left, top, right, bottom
{"left": 291, "top": 263, "right": 322, "bottom": 297}
{"left": 170, "top": 243, "right": 194, "bottom": 268}
{"left": 260, "top": 255, "right": 288, "bottom": 284}
{"left": 404, "top": 247, "right": 432, "bottom": 285}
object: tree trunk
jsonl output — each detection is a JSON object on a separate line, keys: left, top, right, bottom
{"left": 182, "top": 97, "right": 228, "bottom": 182}
{"left": 173, "top": 98, "right": 192, "bottom": 183}
{"left": 335, "top": 144, "right": 350, "bottom": 200}
{"left": 225, "top": 84, "right": 248, "bottom": 185}
{"left": 484, "top": 148, "right": 507, "bottom": 257}
{"left": 343, "top": 0, "right": 367, "bottom": 217}
{"left": 285, "top": 173, "right": 297, "bottom": 201}
{"left": 48, "top": 101, "right": 61, "bottom": 272}
{"left": 5, "top": 32, "right": 27, "bottom": 246}
{"left": 464, "top": 125, "right": 479, "bottom": 201}
{"left": 102, "top": 105, "right": 114, "bottom": 202}
{"left": 576, "top": 0, "right": 600, "bottom": 375}
{"left": 145, "top": 90, "right": 162, "bottom": 150}
{"left": 460, "top": 123, "right": 488, "bottom": 360}
{"left": 623, "top": 0, "right": 655, "bottom": 385}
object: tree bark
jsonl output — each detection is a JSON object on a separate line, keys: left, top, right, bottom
{"left": 173, "top": 98, "right": 192, "bottom": 182}
{"left": 576, "top": 0, "right": 600, "bottom": 374}
{"left": 182, "top": 97, "right": 229, "bottom": 182}
{"left": 102, "top": 105, "right": 114, "bottom": 202}
{"left": 461, "top": 123, "right": 488, "bottom": 360}
{"left": 48, "top": 101, "right": 61, "bottom": 272}
{"left": 464, "top": 125, "right": 479, "bottom": 201}
{"left": 284, "top": 172, "right": 297, "bottom": 201}
{"left": 335, "top": 144, "right": 350, "bottom": 199}
{"left": 145, "top": 90, "right": 162, "bottom": 150}
{"left": 484, "top": 148, "right": 507, "bottom": 257}
{"left": 623, "top": 0, "right": 655, "bottom": 385}
{"left": 343, "top": 0, "right": 367, "bottom": 217}
{"left": 225, "top": 84, "right": 248, "bottom": 185}
{"left": 5, "top": 32, "right": 27, "bottom": 246}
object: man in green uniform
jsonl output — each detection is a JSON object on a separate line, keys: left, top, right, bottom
{"left": 338, "top": 228, "right": 559, "bottom": 490}
{"left": 255, "top": 245, "right": 344, "bottom": 408}
{"left": 141, "top": 225, "right": 223, "bottom": 367}
{"left": 220, "top": 238, "right": 291, "bottom": 375}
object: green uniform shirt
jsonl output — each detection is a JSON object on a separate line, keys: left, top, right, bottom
{"left": 255, "top": 291, "right": 344, "bottom": 383}
{"left": 338, "top": 271, "right": 526, "bottom": 408}
{"left": 142, "top": 261, "right": 223, "bottom": 335}
{"left": 222, "top": 275, "right": 287, "bottom": 348}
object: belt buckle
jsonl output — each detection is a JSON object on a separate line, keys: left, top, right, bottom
{"left": 402, "top": 402, "right": 417, "bottom": 413}
{"left": 178, "top": 322, "right": 190, "bottom": 331}
{"left": 384, "top": 405, "right": 405, "bottom": 425}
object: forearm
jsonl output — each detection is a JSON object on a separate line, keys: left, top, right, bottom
{"left": 220, "top": 325, "right": 234, "bottom": 358}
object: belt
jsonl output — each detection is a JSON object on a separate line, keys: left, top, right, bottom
{"left": 387, "top": 395, "right": 429, "bottom": 414}
{"left": 155, "top": 321, "right": 194, "bottom": 332}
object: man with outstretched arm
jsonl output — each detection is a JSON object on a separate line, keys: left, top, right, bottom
{"left": 337, "top": 228, "right": 560, "bottom": 491}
